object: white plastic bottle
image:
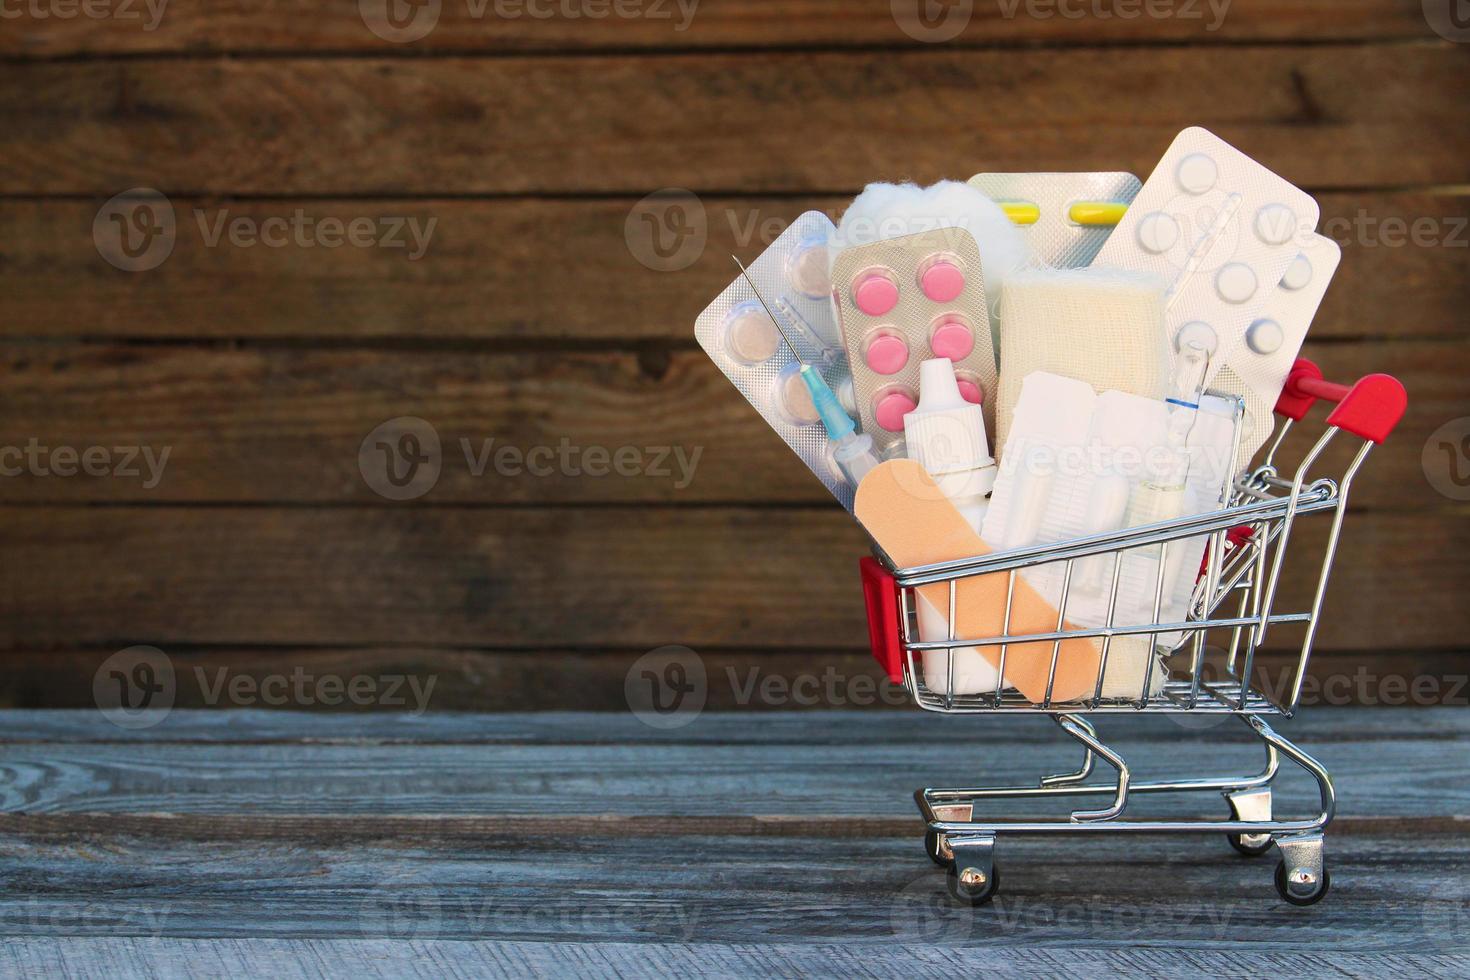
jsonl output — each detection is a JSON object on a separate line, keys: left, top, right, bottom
{"left": 903, "top": 358, "right": 1001, "bottom": 695}
{"left": 904, "top": 358, "right": 997, "bottom": 531}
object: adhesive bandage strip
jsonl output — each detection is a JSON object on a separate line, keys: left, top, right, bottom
{"left": 854, "top": 459, "right": 1102, "bottom": 704}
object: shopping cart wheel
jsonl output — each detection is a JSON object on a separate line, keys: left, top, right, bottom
{"left": 944, "top": 835, "right": 999, "bottom": 906}
{"left": 946, "top": 863, "right": 999, "bottom": 906}
{"left": 1227, "top": 832, "right": 1273, "bottom": 857}
{"left": 924, "top": 830, "right": 949, "bottom": 866}
{"left": 1274, "top": 859, "right": 1330, "bottom": 907}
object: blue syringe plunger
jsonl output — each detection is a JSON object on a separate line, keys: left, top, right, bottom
{"left": 799, "top": 364, "right": 856, "bottom": 441}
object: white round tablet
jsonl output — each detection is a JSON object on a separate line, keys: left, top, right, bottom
{"left": 1136, "top": 211, "right": 1179, "bottom": 253}
{"left": 785, "top": 241, "right": 831, "bottom": 299}
{"left": 1215, "top": 262, "right": 1258, "bottom": 304}
{"left": 1254, "top": 203, "right": 1297, "bottom": 246}
{"left": 1281, "top": 253, "right": 1313, "bottom": 290}
{"left": 1247, "top": 318, "right": 1284, "bottom": 355}
{"left": 1176, "top": 321, "right": 1218, "bottom": 355}
{"left": 1176, "top": 153, "right": 1218, "bottom": 194}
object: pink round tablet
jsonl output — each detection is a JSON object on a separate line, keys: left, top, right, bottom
{"left": 956, "top": 379, "right": 983, "bottom": 405}
{"left": 853, "top": 272, "right": 899, "bottom": 317}
{"left": 930, "top": 320, "right": 975, "bottom": 361}
{"left": 874, "top": 390, "right": 918, "bottom": 432}
{"left": 864, "top": 333, "right": 909, "bottom": 375}
{"left": 920, "top": 260, "right": 965, "bottom": 303}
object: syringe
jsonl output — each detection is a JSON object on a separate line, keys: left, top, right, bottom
{"left": 732, "top": 256, "right": 879, "bottom": 487}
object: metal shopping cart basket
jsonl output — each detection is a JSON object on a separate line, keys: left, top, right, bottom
{"left": 859, "top": 358, "right": 1407, "bottom": 907}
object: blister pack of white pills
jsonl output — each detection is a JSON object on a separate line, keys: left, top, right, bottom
{"left": 1093, "top": 127, "right": 1320, "bottom": 405}
{"left": 1216, "top": 231, "right": 1342, "bottom": 469}
{"left": 830, "top": 227, "right": 997, "bottom": 456}
{"left": 969, "top": 172, "right": 1142, "bottom": 269}
{"left": 695, "top": 211, "right": 861, "bottom": 510}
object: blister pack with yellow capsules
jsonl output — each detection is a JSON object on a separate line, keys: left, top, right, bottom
{"left": 969, "top": 172, "right": 1141, "bottom": 269}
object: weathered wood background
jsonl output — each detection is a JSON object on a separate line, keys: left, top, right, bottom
{"left": 0, "top": 1, "right": 1466, "bottom": 709}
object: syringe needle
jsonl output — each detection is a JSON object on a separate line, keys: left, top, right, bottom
{"left": 729, "top": 257, "right": 877, "bottom": 487}
{"left": 731, "top": 255, "right": 804, "bottom": 359}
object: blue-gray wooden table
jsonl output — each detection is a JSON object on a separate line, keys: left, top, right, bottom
{"left": 1, "top": 708, "right": 1466, "bottom": 977}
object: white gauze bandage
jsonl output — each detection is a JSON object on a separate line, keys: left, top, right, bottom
{"left": 995, "top": 267, "right": 1170, "bottom": 453}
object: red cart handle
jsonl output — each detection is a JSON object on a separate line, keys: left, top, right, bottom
{"left": 1273, "top": 357, "right": 1407, "bottom": 444}
{"left": 860, "top": 557, "right": 904, "bottom": 684}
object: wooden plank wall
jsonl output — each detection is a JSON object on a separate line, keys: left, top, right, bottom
{"left": 0, "top": 1, "right": 1466, "bottom": 710}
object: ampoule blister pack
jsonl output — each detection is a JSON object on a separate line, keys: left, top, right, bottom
{"left": 969, "top": 172, "right": 1142, "bottom": 269}
{"left": 694, "top": 211, "right": 862, "bottom": 510}
{"left": 829, "top": 227, "right": 997, "bottom": 456}
{"left": 1215, "top": 231, "right": 1342, "bottom": 469}
{"left": 982, "top": 373, "right": 1240, "bottom": 645}
{"left": 1092, "top": 127, "right": 1320, "bottom": 397}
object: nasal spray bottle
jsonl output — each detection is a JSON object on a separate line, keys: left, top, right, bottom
{"left": 904, "top": 358, "right": 997, "bottom": 530}
{"left": 904, "top": 357, "right": 1001, "bottom": 694}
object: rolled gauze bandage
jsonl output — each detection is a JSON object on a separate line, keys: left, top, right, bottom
{"left": 995, "top": 267, "right": 1170, "bottom": 454}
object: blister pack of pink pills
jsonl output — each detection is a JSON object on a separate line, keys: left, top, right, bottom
{"left": 830, "top": 227, "right": 998, "bottom": 456}
{"left": 695, "top": 211, "right": 863, "bottom": 510}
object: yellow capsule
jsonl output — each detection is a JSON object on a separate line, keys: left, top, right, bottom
{"left": 1000, "top": 202, "right": 1041, "bottom": 226}
{"left": 1068, "top": 201, "right": 1129, "bottom": 226}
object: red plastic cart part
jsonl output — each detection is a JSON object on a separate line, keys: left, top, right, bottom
{"left": 1275, "top": 358, "right": 1407, "bottom": 444}
{"left": 860, "top": 556, "right": 904, "bottom": 684}
{"left": 1198, "top": 524, "right": 1255, "bottom": 578}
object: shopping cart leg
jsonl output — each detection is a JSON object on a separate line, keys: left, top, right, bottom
{"left": 921, "top": 799, "right": 974, "bottom": 866}
{"left": 1056, "top": 716, "right": 1130, "bottom": 822}
{"left": 1040, "top": 716, "right": 1097, "bottom": 786}
{"left": 1223, "top": 785, "right": 1274, "bottom": 856}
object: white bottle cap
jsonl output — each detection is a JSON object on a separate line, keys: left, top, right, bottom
{"left": 904, "top": 359, "right": 997, "bottom": 500}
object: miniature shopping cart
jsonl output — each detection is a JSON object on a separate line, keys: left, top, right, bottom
{"left": 859, "top": 358, "right": 1406, "bottom": 907}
